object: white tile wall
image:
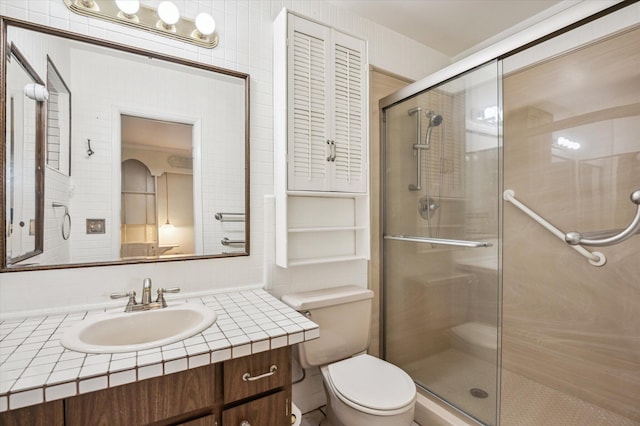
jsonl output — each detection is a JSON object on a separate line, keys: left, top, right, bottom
{"left": 0, "top": 0, "right": 451, "bottom": 314}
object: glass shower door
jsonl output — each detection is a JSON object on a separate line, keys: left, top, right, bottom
{"left": 382, "top": 61, "right": 501, "bottom": 425}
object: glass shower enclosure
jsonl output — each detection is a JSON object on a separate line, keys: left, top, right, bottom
{"left": 381, "top": 5, "right": 640, "bottom": 424}
{"left": 382, "top": 61, "right": 501, "bottom": 425}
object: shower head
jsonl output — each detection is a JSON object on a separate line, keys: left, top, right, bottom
{"left": 424, "top": 111, "right": 443, "bottom": 146}
{"left": 426, "top": 111, "right": 443, "bottom": 127}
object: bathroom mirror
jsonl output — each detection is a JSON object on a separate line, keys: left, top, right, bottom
{"left": 1, "top": 18, "right": 250, "bottom": 271}
{"left": 4, "top": 42, "right": 46, "bottom": 266}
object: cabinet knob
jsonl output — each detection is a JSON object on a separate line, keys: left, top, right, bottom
{"left": 240, "top": 421, "right": 251, "bottom": 426}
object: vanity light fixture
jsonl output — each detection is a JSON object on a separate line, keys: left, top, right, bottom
{"left": 63, "top": 0, "right": 219, "bottom": 48}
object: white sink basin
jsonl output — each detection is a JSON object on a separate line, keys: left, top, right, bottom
{"left": 61, "top": 303, "right": 217, "bottom": 354}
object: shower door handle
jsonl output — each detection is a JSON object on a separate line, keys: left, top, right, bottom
{"left": 384, "top": 235, "right": 493, "bottom": 248}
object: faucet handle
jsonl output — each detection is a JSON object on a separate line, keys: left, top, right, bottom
{"left": 110, "top": 290, "right": 137, "bottom": 312}
{"left": 110, "top": 290, "right": 136, "bottom": 299}
{"left": 156, "top": 287, "right": 180, "bottom": 308}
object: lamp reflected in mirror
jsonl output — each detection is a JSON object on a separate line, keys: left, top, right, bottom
{"left": 162, "top": 172, "right": 173, "bottom": 228}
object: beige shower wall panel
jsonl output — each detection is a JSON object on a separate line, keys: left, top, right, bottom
{"left": 502, "top": 26, "right": 640, "bottom": 422}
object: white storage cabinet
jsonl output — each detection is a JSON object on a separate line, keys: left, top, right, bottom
{"left": 274, "top": 9, "right": 369, "bottom": 267}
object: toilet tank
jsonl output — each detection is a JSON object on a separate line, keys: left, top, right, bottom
{"left": 281, "top": 285, "right": 374, "bottom": 368}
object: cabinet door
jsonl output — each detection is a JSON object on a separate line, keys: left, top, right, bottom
{"left": 331, "top": 31, "right": 367, "bottom": 193}
{"left": 65, "top": 364, "right": 216, "bottom": 426}
{"left": 177, "top": 413, "right": 218, "bottom": 425}
{"left": 0, "top": 400, "right": 63, "bottom": 426}
{"left": 222, "top": 390, "right": 290, "bottom": 426}
{"left": 287, "top": 15, "right": 332, "bottom": 192}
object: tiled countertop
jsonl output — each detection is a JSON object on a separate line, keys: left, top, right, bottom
{"left": 0, "top": 289, "right": 319, "bottom": 413}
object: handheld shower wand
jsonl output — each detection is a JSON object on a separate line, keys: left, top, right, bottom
{"left": 424, "top": 111, "right": 443, "bottom": 148}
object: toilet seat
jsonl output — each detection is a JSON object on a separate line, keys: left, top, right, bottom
{"left": 325, "top": 354, "right": 416, "bottom": 414}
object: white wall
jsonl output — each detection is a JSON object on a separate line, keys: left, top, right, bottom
{"left": 0, "top": 0, "right": 451, "bottom": 315}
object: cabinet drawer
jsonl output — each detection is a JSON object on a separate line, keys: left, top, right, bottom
{"left": 222, "top": 390, "right": 290, "bottom": 426}
{"left": 223, "top": 346, "right": 291, "bottom": 403}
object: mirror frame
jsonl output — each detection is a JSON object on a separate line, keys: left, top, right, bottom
{"left": 3, "top": 40, "right": 46, "bottom": 265}
{"left": 1, "top": 17, "right": 251, "bottom": 272}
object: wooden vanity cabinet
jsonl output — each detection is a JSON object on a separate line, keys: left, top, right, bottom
{"left": 0, "top": 347, "right": 292, "bottom": 426}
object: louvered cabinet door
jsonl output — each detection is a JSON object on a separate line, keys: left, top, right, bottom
{"left": 331, "top": 31, "right": 366, "bottom": 193}
{"left": 287, "top": 16, "right": 332, "bottom": 191}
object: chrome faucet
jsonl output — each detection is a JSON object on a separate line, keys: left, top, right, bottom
{"left": 141, "top": 277, "right": 153, "bottom": 305}
{"left": 111, "top": 278, "right": 180, "bottom": 312}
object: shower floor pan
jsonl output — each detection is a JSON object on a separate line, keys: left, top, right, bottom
{"left": 405, "top": 348, "right": 636, "bottom": 425}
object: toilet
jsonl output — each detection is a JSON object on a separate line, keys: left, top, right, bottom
{"left": 282, "top": 286, "right": 416, "bottom": 426}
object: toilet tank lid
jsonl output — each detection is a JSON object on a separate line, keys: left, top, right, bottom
{"left": 281, "top": 285, "right": 373, "bottom": 310}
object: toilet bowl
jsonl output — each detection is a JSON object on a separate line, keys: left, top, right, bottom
{"left": 321, "top": 354, "right": 416, "bottom": 426}
{"left": 281, "top": 286, "right": 417, "bottom": 426}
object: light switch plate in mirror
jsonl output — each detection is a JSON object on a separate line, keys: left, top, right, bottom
{"left": 86, "top": 219, "right": 106, "bottom": 235}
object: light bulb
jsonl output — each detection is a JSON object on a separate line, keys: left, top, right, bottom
{"left": 115, "top": 0, "right": 139, "bottom": 16}
{"left": 195, "top": 12, "right": 215, "bottom": 36}
{"left": 158, "top": 1, "right": 180, "bottom": 26}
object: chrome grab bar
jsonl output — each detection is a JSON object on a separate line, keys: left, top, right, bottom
{"left": 504, "top": 189, "right": 606, "bottom": 267}
{"left": 215, "top": 212, "right": 245, "bottom": 222}
{"left": 384, "top": 235, "right": 492, "bottom": 248}
{"left": 565, "top": 189, "right": 640, "bottom": 247}
{"left": 221, "top": 237, "right": 245, "bottom": 246}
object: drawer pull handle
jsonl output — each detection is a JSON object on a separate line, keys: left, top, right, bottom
{"left": 242, "top": 365, "right": 277, "bottom": 382}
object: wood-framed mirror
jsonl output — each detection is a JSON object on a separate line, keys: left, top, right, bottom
{"left": 1, "top": 18, "right": 250, "bottom": 271}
